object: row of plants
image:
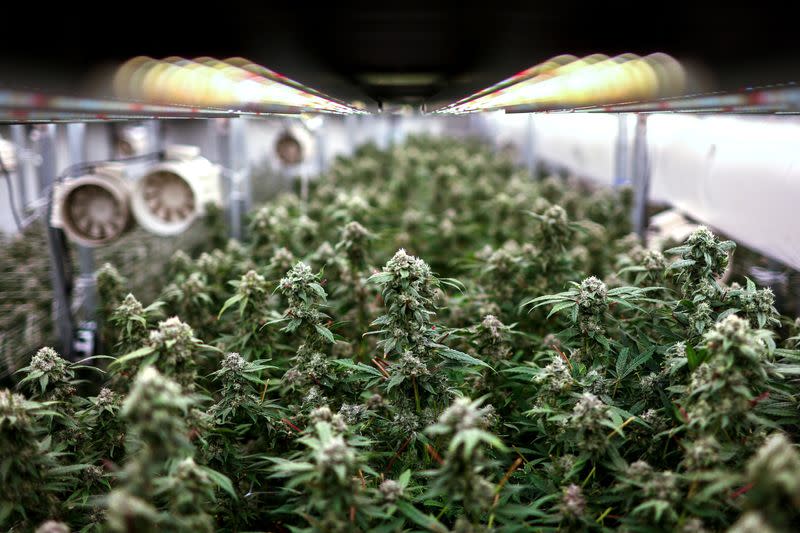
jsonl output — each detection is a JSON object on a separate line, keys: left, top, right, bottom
{"left": 3, "top": 135, "right": 800, "bottom": 532}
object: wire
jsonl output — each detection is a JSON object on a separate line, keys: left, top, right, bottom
{"left": 54, "top": 150, "right": 165, "bottom": 184}
{"left": 0, "top": 150, "right": 23, "bottom": 231}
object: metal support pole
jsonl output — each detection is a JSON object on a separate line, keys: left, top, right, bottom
{"left": 345, "top": 114, "right": 357, "bottom": 155}
{"left": 524, "top": 113, "right": 536, "bottom": 178}
{"left": 66, "top": 123, "right": 96, "bottom": 324}
{"left": 232, "top": 117, "right": 250, "bottom": 220}
{"left": 147, "top": 120, "right": 162, "bottom": 152}
{"left": 631, "top": 114, "right": 651, "bottom": 240}
{"left": 214, "top": 118, "right": 232, "bottom": 232}
{"left": 9, "top": 125, "right": 30, "bottom": 211}
{"left": 315, "top": 124, "right": 326, "bottom": 176}
{"left": 387, "top": 114, "right": 399, "bottom": 148}
{"left": 39, "top": 124, "right": 75, "bottom": 357}
{"left": 218, "top": 118, "right": 247, "bottom": 240}
{"left": 614, "top": 114, "right": 630, "bottom": 186}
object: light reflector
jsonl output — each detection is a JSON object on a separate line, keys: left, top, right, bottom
{"left": 114, "top": 57, "right": 366, "bottom": 115}
{"left": 434, "top": 53, "right": 687, "bottom": 114}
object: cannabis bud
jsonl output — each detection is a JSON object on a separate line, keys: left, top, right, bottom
{"left": 20, "top": 347, "right": 75, "bottom": 399}
{"left": 537, "top": 205, "right": 572, "bottom": 248}
{"left": 317, "top": 435, "right": 356, "bottom": 470}
{"left": 667, "top": 226, "right": 734, "bottom": 298}
{"left": 116, "top": 293, "right": 145, "bottom": 318}
{"left": 397, "top": 351, "right": 429, "bottom": 378}
{"left": 480, "top": 314, "right": 504, "bottom": 341}
{"left": 570, "top": 393, "right": 610, "bottom": 453}
{"left": 366, "top": 394, "right": 384, "bottom": 409}
{"left": 269, "top": 247, "right": 296, "bottom": 274}
{"left": 534, "top": 355, "right": 573, "bottom": 396}
{"left": 121, "top": 366, "right": 191, "bottom": 458}
{"left": 0, "top": 389, "right": 30, "bottom": 430}
{"left": 559, "top": 484, "right": 586, "bottom": 520}
{"left": 221, "top": 352, "right": 246, "bottom": 373}
{"left": 682, "top": 436, "right": 721, "bottom": 470}
{"left": 643, "top": 470, "right": 679, "bottom": 501}
{"left": 168, "top": 250, "right": 193, "bottom": 276}
{"left": 34, "top": 520, "right": 71, "bottom": 533}
{"left": 727, "top": 511, "right": 776, "bottom": 533}
{"left": 578, "top": 277, "right": 608, "bottom": 314}
{"left": 338, "top": 403, "right": 367, "bottom": 425}
{"left": 627, "top": 460, "right": 653, "bottom": 481}
{"left": 237, "top": 270, "right": 267, "bottom": 299}
{"left": 679, "top": 518, "right": 709, "bottom": 533}
{"left": 148, "top": 317, "right": 195, "bottom": 362}
{"left": 97, "top": 263, "right": 126, "bottom": 304}
{"left": 746, "top": 433, "right": 800, "bottom": 506}
{"left": 182, "top": 272, "right": 208, "bottom": 297}
{"left": 30, "top": 347, "right": 70, "bottom": 381}
{"left": 385, "top": 248, "right": 433, "bottom": 286}
{"left": 641, "top": 249, "right": 666, "bottom": 272}
{"left": 310, "top": 405, "right": 333, "bottom": 423}
{"left": 337, "top": 221, "right": 371, "bottom": 266}
{"left": 437, "top": 397, "right": 492, "bottom": 432}
{"left": 378, "top": 479, "right": 404, "bottom": 502}
{"left": 96, "top": 387, "right": 117, "bottom": 408}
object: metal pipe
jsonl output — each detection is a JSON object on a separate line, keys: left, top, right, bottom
{"left": 39, "top": 124, "right": 75, "bottom": 356}
{"left": 232, "top": 117, "right": 250, "bottom": 220}
{"left": 217, "top": 118, "right": 243, "bottom": 240}
{"left": 631, "top": 114, "right": 651, "bottom": 240}
{"left": 525, "top": 113, "right": 536, "bottom": 177}
{"left": 614, "top": 114, "right": 630, "bottom": 186}
{"left": 66, "top": 123, "right": 97, "bottom": 324}
{"left": 9, "top": 125, "right": 29, "bottom": 210}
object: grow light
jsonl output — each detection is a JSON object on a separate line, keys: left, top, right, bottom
{"left": 434, "top": 53, "right": 687, "bottom": 114}
{"left": 113, "top": 57, "right": 366, "bottom": 115}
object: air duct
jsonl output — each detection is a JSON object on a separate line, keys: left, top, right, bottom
{"left": 131, "top": 145, "right": 221, "bottom": 236}
{"left": 275, "top": 124, "right": 315, "bottom": 166}
{"left": 0, "top": 137, "right": 16, "bottom": 172}
{"left": 51, "top": 166, "right": 132, "bottom": 247}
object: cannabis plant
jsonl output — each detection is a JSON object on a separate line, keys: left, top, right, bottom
{"left": 6, "top": 136, "right": 800, "bottom": 532}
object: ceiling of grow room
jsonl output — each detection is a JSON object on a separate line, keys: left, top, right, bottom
{"left": 1, "top": 2, "right": 798, "bottom": 110}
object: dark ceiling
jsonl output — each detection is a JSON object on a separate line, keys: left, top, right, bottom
{"left": 1, "top": 3, "right": 798, "bottom": 110}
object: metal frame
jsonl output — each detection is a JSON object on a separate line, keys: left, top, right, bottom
{"left": 217, "top": 117, "right": 250, "bottom": 240}
{"left": 65, "top": 123, "right": 97, "bottom": 327}
{"left": 524, "top": 113, "right": 536, "bottom": 176}
{"left": 0, "top": 89, "right": 361, "bottom": 125}
{"left": 630, "top": 114, "right": 651, "bottom": 239}
{"left": 613, "top": 114, "right": 630, "bottom": 186}
{"left": 39, "top": 124, "right": 76, "bottom": 357}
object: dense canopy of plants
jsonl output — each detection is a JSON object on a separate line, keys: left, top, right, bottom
{"left": 3, "top": 136, "right": 800, "bottom": 532}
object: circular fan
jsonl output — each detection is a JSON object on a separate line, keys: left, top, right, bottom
{"left": 59, "top": 175, "right": 131, "bottom": 247}
{"left": 140, "top": 170, "right": 195, "bottom": 224}
{"left": 276, "top": 132, "right": 303, "bottom": 165}
{"left": 131, "top": 158, "right": 215, "bottom": 236}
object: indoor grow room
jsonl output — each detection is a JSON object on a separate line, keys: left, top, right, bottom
{"left": 1, "top": 5, "right": 800, "bottom": 533}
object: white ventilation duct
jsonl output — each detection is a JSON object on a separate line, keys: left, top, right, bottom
{"left": 51, "top": 166, "right": 132, "bottom": 247}
{"left": 0, "top": 137, "right": 16, "bottom": 172}
{"left": 275, "top": 123, "right": 315, "bottom": 166}
{"left": 115, "top": 124, "right": 149, "bottom": 157}
{"left": 131, "top": 145, "right": 221, "bottom": 236}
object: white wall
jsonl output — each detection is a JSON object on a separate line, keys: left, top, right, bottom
{"left": 492, "top": 112, "right": 800, "bottom": 270}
